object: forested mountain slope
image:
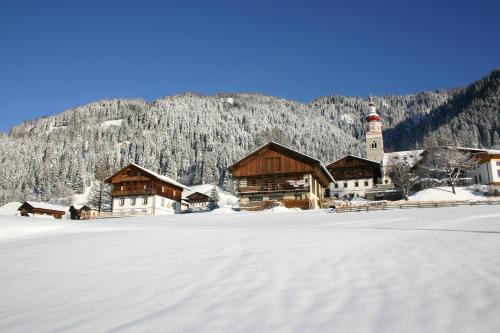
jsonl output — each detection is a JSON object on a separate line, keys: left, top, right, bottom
{"left": 0, "top": 70, "right": 498, "bottom": 204}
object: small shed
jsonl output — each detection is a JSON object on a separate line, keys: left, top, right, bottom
{"left": 18, "top": 202, "right": 67, "bottom": 219}
{"left": 69, "top": 204, "right": 97, "bottom": 220}
{"left": 186, "top": 192, "right": 211, "bottom": 206}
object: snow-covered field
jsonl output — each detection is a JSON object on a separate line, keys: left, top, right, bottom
{"left": 1, "top": 207, "right": 500, "bottom": 332}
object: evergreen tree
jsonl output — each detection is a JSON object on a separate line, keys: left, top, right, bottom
{"left": 207, "top": 185, "right": 219, "bottom": 210}
{"left": 87, "top": 164, "right": 112, "bottom": 212}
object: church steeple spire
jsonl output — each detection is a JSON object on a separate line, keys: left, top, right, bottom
{"left": 365, "top": 98, "right": 384, "bottom": 163}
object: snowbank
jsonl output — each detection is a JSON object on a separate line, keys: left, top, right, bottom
{"left": 1, "top": 207, "right": 500, "bottom": 332}
{"left": 409, "top": 186, "right": 492, "bottom": 201}
{"left": 0, "top": 202, "right": 22, "bottom": 216}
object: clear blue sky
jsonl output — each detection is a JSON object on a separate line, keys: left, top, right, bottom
{"left": 1, "top": 0, "right": 499, "bottom": 132}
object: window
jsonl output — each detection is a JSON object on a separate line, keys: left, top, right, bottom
{"left": 249, "top": 196, "right": 263, "bottom": 202}
{"left": 343, "top": 182, "right": 348, "bottom": 188}
{"left": 496, "top": 161, "right": 500, "bottom": 166}
{"left": 130, "top": 197, "right": 136, "bottom": 206}
{"left": 120, "top": 186, "right": 124, "bottom": 191}
{"left": 479, "top": 174, "right": 482, "bottom": 183}
{"left": 143, "top": 196, "right": 148, "bottom": 205}
{"left": 269, "top": 195, "right": 283, "bottom": 201}
{"left": 173, "top": 190, "right": 176, "bottom": 196}
{"left": 334, "top": 183, "right": 338, "bottom": 188}
{"left": 364, "top": 180, "right": 369, "bottom": 187}
{"left": 161, "top": 186, "right": 165, "bottom": 193}
{"left": 161, "top": 198, "right": 165, "bottom": 206}
{"left": 354, "top": 181, "right": 359, "bottom": 187}
{"left": 294, "top": 194, "right": 303, "bottom": 200}
{"left": 371, "top": 141, "right": 377, "bottom": 149}
{"left": 498, "top": 170, "right": 500, "bottom": 177}
{"left": 119, "top": 198, "right": 125, "bottom": 206}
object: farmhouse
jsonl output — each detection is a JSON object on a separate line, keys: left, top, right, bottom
{"left": 325, "top": 155, "right": 382, "bottom": 199}
{"left": 462, "top": 148, "right": 500, "bottom": 185}
{"left": 228, "top": 141, "right": 334, "bottom": 210}
{"left": 18, "top": 201, "right": 67, "bottom": 219}
{"left": 105, "top": 163, "right": 190, "bottom": 216}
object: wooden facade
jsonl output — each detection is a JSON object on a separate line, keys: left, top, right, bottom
{"left": 106, "top": 164, "right": 184, "bottom": 202}
{"left": 326, "top": 155, "right": 381, "bottom": 182}
{"left": 105, "top": 163, "right": 189, "bottom": 215}
{"left": 228, "top": 142, "right": 334, "bottom": 210}
{"left": 18, "top": 202, "right": 66, "bottom": 219}
{"left": 186, "top": 192, "right": 211, "bottom": 204}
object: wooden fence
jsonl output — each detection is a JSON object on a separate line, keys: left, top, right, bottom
{"left": 335, "top": 200, "right": 500, "bottom": 213}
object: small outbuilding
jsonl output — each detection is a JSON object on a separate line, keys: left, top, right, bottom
{"left": 185, "top": 191, "right": 211, "bottom": 208}
{"left": 69, "top": 204, "right": 98, "bottom": 220}
{"left": 18, "top": 201, "right": 67, "bottom": 219}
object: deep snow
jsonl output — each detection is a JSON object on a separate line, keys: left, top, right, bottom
{"left": 1, "top": 207, "right": 500, "bottom": 332}
{"left": 409, "top": 186, "right": 493, "bottom": 201}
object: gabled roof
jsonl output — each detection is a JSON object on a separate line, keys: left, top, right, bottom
{"left": 185, "top": 191, "right": 211, "bottom": 199}
{"left": 69, "top": 204, "right": 91, "bottom": 210}
{"left": 227, "top": 141, "right": 335, "bottom": 183}
{"left": 326, "top": 154, "right": 381, "bottom": 168}
{"left": 19, "top": 201, "right": 68, "bottom": 212}
{"left": 105, "top": 163, "right": 190, "bottom": 190}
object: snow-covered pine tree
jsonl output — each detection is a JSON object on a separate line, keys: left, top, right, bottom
{"left": 207, "top": 185, "right": 219, "bottom": 211}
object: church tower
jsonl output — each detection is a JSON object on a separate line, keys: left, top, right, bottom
{"left": 365, "top": 99, "right": 384, "bottom": 163}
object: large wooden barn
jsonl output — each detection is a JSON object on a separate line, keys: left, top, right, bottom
{"left": 105, "top": 163, "right": 190, "bottom": 216}
{"left": 228, "top": 142, "right": 335, "bottom": 210}
{"left": 325, "top": 155, "right": 382, "bottom": 199}
{"left": 18, "top": 202, "right": 67, "bottom": 219}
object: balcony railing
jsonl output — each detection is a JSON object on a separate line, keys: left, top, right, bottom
{"left": 111, "top": 188, "right": 154, "bottom": 197}
{"left": 239, "top": 183, "right": 309, "bottom": 193}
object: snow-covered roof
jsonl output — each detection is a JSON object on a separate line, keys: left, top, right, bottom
{"left": 436, "top": 147, "right": 500, "bottom": 155}
{"left": 70, "top": 204, "right": 90, "bottom": 210}
{"left": 485, "top": 149, "right": 500, "bottom": 155}
{"left": 23, "top": 202, "right": 68, "bottom": 212}
{"left": 383, "top": 150, "right": 424, "bottom": 167}
{"left": 129, "top": 163, "right": 191, "bottom": 190}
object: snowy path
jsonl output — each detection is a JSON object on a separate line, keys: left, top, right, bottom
{"left": 1, "top": 206, "right": 499, "bottom": 332}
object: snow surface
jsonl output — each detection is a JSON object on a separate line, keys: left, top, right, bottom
{"left": 0, "top": 202, "right": 22, "bottom": 216}
{"left": 100, "top": 119, "right": 124, "bottom": 128}
{"left": 1, "top": 206, "right": 500, "bottom": 332}
{"left": 24, "top": 201, "right": 68, "bottom": 212}
{"left": 45, "top": 125, "right": 67, "bottom": 134}
{"left": 409, "top": 186, "right": 494, "bottom": 201}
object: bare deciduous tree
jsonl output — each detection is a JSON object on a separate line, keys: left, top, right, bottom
{"left": 420, "top": 133, "right": 478, "bottom": 195}
{"left": 386, "top": 152, "right": 421, "bottom": 200}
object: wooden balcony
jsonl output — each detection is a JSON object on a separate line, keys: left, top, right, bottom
{"left": 111, "top": 188, "right": 154, "bottom": 197}
{"left": 239, "top": 183, "right": 309, "bottom": 193}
